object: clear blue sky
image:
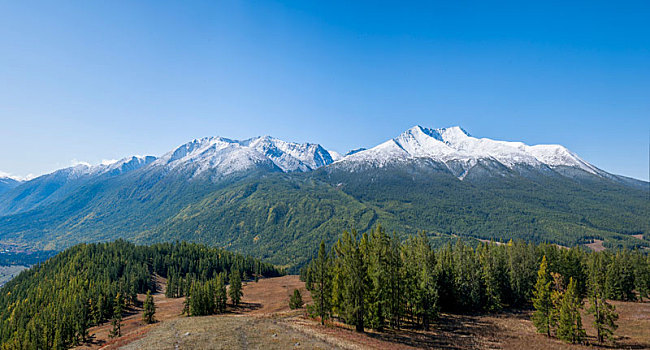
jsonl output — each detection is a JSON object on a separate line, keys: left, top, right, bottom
{"left": 1, "top": 1, "right": 648, "bottom": 180}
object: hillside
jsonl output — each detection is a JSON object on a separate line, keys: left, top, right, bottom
{"left": 0, "top": 126, "right": 647, "bottom": 269}
{"left": 0, "top": 241, "right": 281, "bottom": 349}
{"left": 113, "top": 276, "right": 650, "bottom": 350}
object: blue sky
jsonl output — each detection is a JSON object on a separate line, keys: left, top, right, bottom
{"left": 1, "top": 1, "right": 648, "bottom": 180}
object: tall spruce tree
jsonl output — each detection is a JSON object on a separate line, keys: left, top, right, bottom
{"left": 402, "top": 232, "right": 438, "bottom": 330}
{"left": 307, "top": 240, "right": 332, "bottom": 325}
{"left": 365, "top": 226, "right": 394, "bottom": 330}
{"left": 605, "top": 252, "right": 636, "bottom": 301}
{"left": 633, "top": 253, "right": 650, "bottom": 302}
{"left": 532, "top": 256, "right": 553, "bottom": 336}
{"left": 109, "top": 293, "right": 123, "bottom": 339}
{"left": 215, "top": 273, "right": 228, "bottom": 313}
{"left": 587, "top": 253, "right": 618, "bottom": 343}
{"left": 478, "top": 242, "right": 504, "bottom": 312}
{"left": 229, "top": 270, "right": 243, "bottom": 307}
{"left": 334, "top": 230, "right": 368, "bottom": 332}
{"left": 142, "top": 290, "right": 156, "bottom": 324}
{"left": 556, "top": 277, "right": 586, "bottom": 344}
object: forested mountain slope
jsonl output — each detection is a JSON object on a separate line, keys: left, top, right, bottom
{"left": 0, "top": 126, "right": 647, "bottom": 268}
{"left": 0, "top": 240, "right": 281, "bottom": 349}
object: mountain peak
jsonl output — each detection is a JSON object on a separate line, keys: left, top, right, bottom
{"left": 156, "top": 134, "right": 340, "bottom": 176}
{"left": 0, "top": 171, "right": 25, "bottom": 182}
{"left": 410, "top": 125, "right": 470, "bottom": 139}
{"left": 336, "top": 124, "right": 600, "bottom": 179}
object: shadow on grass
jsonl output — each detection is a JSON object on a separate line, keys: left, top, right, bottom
{"left": 229, "top": 301, "right": 263, "bottom": 314}
{"left": 362, "top": 312, "right": 506, "bottom": 350}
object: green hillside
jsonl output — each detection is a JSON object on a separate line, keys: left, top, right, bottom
{"left": 0, "top": 166, "right": 647, "bottom": 270}
{"left": 0, "top": 240, "right": 281, "bottom": 349}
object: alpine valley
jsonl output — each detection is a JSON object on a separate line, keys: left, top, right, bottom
{"left": 0, "top": 126, "right": 648, "bottom": 269}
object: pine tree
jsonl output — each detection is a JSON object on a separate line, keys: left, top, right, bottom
{"left": 365, "top": 226, "right": 398, "bottom": 330}
{"left": 289, "top": 289, "right": 304, "bottom": 309}
{"left": 165, "top": 274, "right": 175, "bottom": 298}
{"left": 401, "top": 231, "right": 437, "bottom": 330}
{"left": 229, "top": 270, "right": 243, "bottom": 306}
{"left": 215, "top": 273, "right": 228, "bottom": 313}
{"left": 452, "top": 239, "right": 482, "bottom": 311}
{"left": 532, "top": 256, "right": 553, "bottom": 336}
{"left": 605, "top": 252, "right": 636, "bottom": 301}
{"left": 142, "top": 290, "right": 156, "bottom": 324}
{"left": 479, "top": 242, "right": 503, "bottom": 312}
{"left": 508, "top": 241, "right": 537, "bottom": 306}
{"left": 334, "top": 230, "right": 368, "bottom": 332}
{"left": 556, "top": 277, "right": 586, "bottom": 343}
{"left": 633, "top": 253, "right": 650, "bottom": 302}
{"left": 109, "top": 293, "right": 123, "bottom": 339}
{"left": 587, "top": 253, "right": 618, "bottom": 343}
{"left": 306, "top": 240, "right": 332, "bottom": 325}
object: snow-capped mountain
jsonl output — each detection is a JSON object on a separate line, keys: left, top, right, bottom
{"left": 0, "top": 126, "right": 646, "bottom": 261}
{"left": 0, "top": 155, "right": 156, "bottom": 216}
{"left": 334, "top": 125, "right": 605, "bottom": 179}
{"left": 152, "top": 136, "right": 341, "bottom": 176}
{"left": 0, "top": 127, "right": 643, "bottom": 218}
{"left": 0, "top": 173, "right": 22, "bottom": 195}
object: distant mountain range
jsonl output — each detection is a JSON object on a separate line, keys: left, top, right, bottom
{"left": 1, "top": 126, "right": 647, "bottom": 268}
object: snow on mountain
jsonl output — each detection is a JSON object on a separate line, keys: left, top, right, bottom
{"left": 92, "top": 155, "right": 157, "bottom": 176}
{"left": 0, "top": 173, "right": 22, "bottom": 195}
{"left": 154, "top": 136, "right": 340, "bottom": 176}
{"left": 49, "top": 155, "right": 158, "bottom": 179}
{"left": 245, "top": 136, "right": 339, "bottom": 171}
{"left": 0, "top": 156, "right": 158, "bottom": 216}
{"left": 0, "top": 127, "right": 611, "bottom": 194}
{"left": 0, "top": 171, "right": 25, "bottom": 182}
{"left": 329, "top": 150, "right": 344, "bottom": 161}
{"left": 336, "top": 125, "right": 600, "bottom": 178}
{"left": 154, "top": 137, "right": 274, "bottom": 176}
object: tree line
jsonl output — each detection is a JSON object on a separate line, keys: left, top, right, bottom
{"left": 0, "top": 240, "right": 281, "bottom": 350}
{"left": 303, "top": 226, "right": 650, "bottom": 339}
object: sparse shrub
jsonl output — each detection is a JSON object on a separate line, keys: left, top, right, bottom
{"left": 289, "top": 289, "right": 304, "bottom": 309}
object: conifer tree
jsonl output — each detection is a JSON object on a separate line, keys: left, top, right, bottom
{"left": 479, "top": 242, "right": 504, "bottom": 312}
{"left": 401, "top": 231, "right": 437, "bottom": 330}
{"left": 532, "top": 256, "right": 553, "bottom": 336}
{"left": 587, "top": 253, "right": 618, "bottom": 343}
{"left": 633, "top": 254, "right": 650, "bottom": 302}
{"left": 334, "top": 230, "right": 368, "bottom": 332}
{"left": 166, "top": 274, "right": 175, "bottom": 298}
{"left": 307, "top": 240, "right": 332, "bottom": 325}
{"left": 556, "top": 277, "right": 586, "bottom": 344}
{"left": 365, "top": 226, "right": 397, "bottom": 330}
{"left": 289, "top": 289, "right": 304, "bottom": 309}
{"left": 229, "top": 270, "right": 243, "bottom": 306}
{"left": 142, "top": 290, "right": 156, "bottom": 324}
{"left": 508, "top": 241, "right": 537, "bottom": 306}
{"left": 215, "top": 273, "right": 228, "bottom": 313}
{"left": 605, "top": 252, "right": 636, "bottom": 301}
{"left": 109, "top": 293, "right": 123, "bottom": 339}
{"left": 386, "top": 231, "right": 403, "bottom": 328}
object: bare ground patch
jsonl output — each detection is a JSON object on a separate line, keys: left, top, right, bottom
{"left": 74, "top": 275, "right": 650, "bottom": 349}
{"left": 586, "top": 239, "right": 606, "bottom": 252}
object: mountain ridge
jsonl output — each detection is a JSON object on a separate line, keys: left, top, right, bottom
{"left": 0, "top": 126, "right": 647, "bottom": 267}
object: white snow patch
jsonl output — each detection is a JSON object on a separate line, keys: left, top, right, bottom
{"left": 336, "top": 125, "right": 600, "bottom": 178}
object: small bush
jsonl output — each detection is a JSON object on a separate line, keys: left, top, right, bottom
{"left": 289, "top": 289, "right": 304, "bottom": 309}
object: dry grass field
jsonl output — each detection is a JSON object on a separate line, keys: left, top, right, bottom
{"left": 73, "top": 275, "right": 650, "bottom": 350}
